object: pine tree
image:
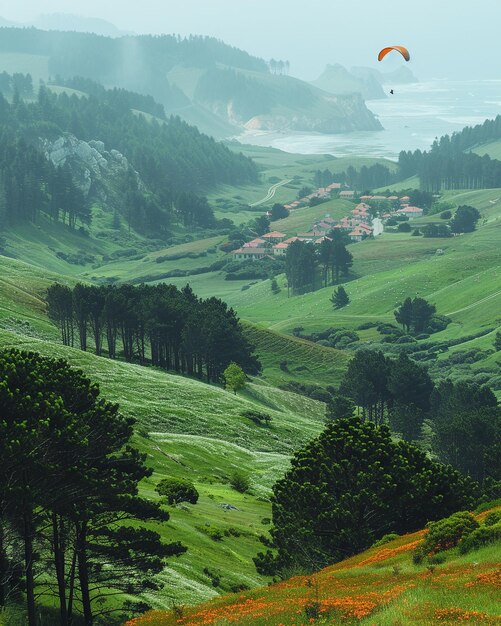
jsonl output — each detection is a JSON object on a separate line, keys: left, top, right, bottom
{"left": 330, "top": 286, "right": 349, "bottom": 309}
{"left": 255, "top": 418, "right": 478, "bottom": 575}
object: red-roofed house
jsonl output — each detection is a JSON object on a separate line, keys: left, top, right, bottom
{"left": 231, "top": 247, "right": 268, "bottom": 260}
{"left": 397, "top": 206, "right": 424, "bottom": 218}
{"left": 400, "top": 196, "right": 410, "bottom": 202}
{"left": 360, "top": 195, "right": 373, "bottom": 200}
{"left": 348, "top": 228, "right": 364, "bottom": 242}
{"left": 327, "top": 182, "right": 342, "bottom": 189}
{"left": 243, "top": 238, "right": 266, "bottom": 248}
{"left": 272, "top": 242, "right": 289, "bottom": 256}
{"left": 262, "top": 231, "right": 287, "bottom": 242}
{"left": 283, "top": 236, "right": 306, "bottom": 245}
{"left": 314, "top": 236, "right": 333, "bottom": 245}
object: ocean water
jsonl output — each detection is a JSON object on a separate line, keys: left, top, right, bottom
{"left": 235, "top": 80, "right": 501, "bottom": 160}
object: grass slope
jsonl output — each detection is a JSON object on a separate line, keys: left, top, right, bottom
{"left": 471, "top": 139, "right": 501, "bottom": 160}
{"left": 0, "top": 253, "right": 327, "bottom": 607}
{"left": 127, "top": 505, "right": 501, "bottom": 626}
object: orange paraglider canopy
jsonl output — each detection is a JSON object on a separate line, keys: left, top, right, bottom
{"left": 378, "top": 46, "right": 410, "bottom": 62}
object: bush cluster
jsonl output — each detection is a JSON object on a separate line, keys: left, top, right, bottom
{"left": 155, "top": 478, "right": 199, "bottom": 505}
{"left": 413, "top": 511, "right": 479, "bottom": 563}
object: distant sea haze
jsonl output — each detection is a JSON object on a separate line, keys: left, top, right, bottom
{"left": 236, "top": 80, "right": 501, "bottom": 160}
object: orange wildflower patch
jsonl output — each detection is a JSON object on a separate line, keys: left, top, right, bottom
{"left": 355, "top": 540, "right": 422, "bottom": 567}
{"left": 465, "top": 570, "right": 501, "bottom": 589}
{"left": 434, "top": 607, "right": 495, "bottom": 622}
{"left": 316, "top": 584, "right": 410, "bottom": 620}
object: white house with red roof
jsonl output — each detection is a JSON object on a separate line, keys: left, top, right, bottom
{"left": 397, "top": 206, "right": 424, "bottom": 219}
{"left": 272, "top": 242, "right": 289, "bottom": 256}
{"left": 231, "top": 247, "right": 269, "bottom": 260}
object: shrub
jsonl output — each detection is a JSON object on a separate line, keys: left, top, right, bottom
{"left": 279, "top": 360, "right": 289, "bottom": 372}
{"left": 371, "top": 533, "right": 399, "bottom": 548}
{"left": 156, "top": 478, "right": 199, "bottom": 505}
{"left": 458, "top": 522, "right": 501, "bottom": 554}
{"left": 203, "top": 567, "right": 221, "bottom": 587}
{"left": 428, "top": 553, "right": 446, "bottom": 565}
{"left": 229, "top": 471, "right": 250, "bottom": 493}
{"left": 414, "top": 511, "right": 479, "bottom": 561}
{"left": 197, "top": 525, "right": 224, "bottom": 541}
{"left": 484, "top": 511, "right": 501, "bottom": 527}
{"left": 304, "top": 602, "right": 321, "bottom": 620}
{"left": 241, "top": 410, "right": 272, "bottom": 426}
{"left": 398, "top": 222, "right": 412, "bottom": 232}
{"left": 356, "top": 321, "right": 380, "bottom": 330}
{"left": 228, "top": 582, "right": 250, "bottom": 593}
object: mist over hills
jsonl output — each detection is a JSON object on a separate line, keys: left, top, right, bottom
{"left": 0, "top": 13, "right": 132, "bottom": 37}
{"left": 0, "top": 26, "right": 382, "bottom": 136}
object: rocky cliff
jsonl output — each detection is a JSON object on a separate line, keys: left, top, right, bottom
{"left": 193, "top": 69, "right": 382, "bottom": 134}
{"left": 312, "top": 64, "right": 387, "bottom": 100}
{"left": 39, "top": 134, "right": 144, "bottom": 209}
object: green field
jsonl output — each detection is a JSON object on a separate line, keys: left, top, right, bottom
{"left": 0, "top": 52, "right": 49, "bottom": 82}
{"left": 0, "top": 252, "right": 331, "bottom": 607}
{"left": 472, "top": 138, "right": 501, "bottom": 160}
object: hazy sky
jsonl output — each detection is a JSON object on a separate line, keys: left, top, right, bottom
{"left": 4, "top": 0, "right": 501, "bottom": 80}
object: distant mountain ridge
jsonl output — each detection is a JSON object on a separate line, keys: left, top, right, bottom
{"left": 0, "top": 27, "right": 382, "bottom": 136}
{"left": 0, "top": 13, "right": 132, "bottom": 36}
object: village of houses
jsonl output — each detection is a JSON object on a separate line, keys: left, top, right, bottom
{"left": 231, "top": 183, "right": 424, "bottom": 261}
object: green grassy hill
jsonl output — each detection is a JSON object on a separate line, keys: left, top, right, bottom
{"left": 128, "top": 504, "right": 501, "bottom": 626}
{"left": 0, "top": 253, "right": 330, "bottom": 609}
{"left": 471, "top": 139, "right": 501, "bottom": 160}
{"left": 162, "top": 187, "right": 501, "bottom": 394}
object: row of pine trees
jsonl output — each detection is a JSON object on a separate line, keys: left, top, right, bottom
{"left": 46, "top": 282, "right": 260, "bottom": 383}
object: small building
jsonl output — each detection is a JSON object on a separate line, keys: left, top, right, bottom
{"left": 283, "top": 236, "right": 306, "bottom": 244}
{"left": 397, "top": 206, "right": 424, "bottom": 219}
{"left": 340, "top": 190, "right": 355, "bottom": 198}
{"left": 272, "top": 242, "right": 289, "bottom": 256}
{"left": 262, "top": 231, "right": 287, "bottom": 243}
{"left": 231, "top": 247, "right": 268, "bottom": 261}
{"left": 243, "top": 238, "right": 266, "bottom": 248}
{"left": 400, "top": 196, "right": 410, "bottom": 202}
{"left": 348, "top": 228, "right": 364, "bottom": 242}
{"left": 314, "top": 236, "right": 333, "bottom": 245}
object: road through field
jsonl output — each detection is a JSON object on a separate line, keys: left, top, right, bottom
{"left": 249, "top": 179, "right": 292, "bottom": 207}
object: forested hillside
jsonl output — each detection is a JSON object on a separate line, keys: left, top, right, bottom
{"left": 0, "top": 27, "right": 383, "bottom": 136}
{"left": 0, "top": 76, "right": 257, "bottom": 235}
{"left": 0, "top": 28, "right": 266, "bottom": 108}
{"left": 399, "top": 115, "right": 501, "bottom": 190}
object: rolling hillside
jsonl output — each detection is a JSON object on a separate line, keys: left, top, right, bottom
{"left": 127, "top": 505, "right": 501, "bottom": 626}
{"left": 0, "top": 253, "right": 329, "bottom": 609}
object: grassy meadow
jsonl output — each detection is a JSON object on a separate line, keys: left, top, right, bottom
{"left": 126, "top": 505, "right": 501, "bottom": 626}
